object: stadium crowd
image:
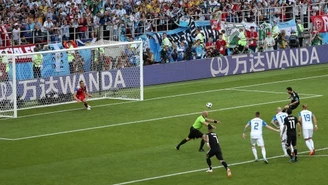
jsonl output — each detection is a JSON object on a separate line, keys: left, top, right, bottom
{"left": 0, "top": 0, "right": 327, "bottom": 67}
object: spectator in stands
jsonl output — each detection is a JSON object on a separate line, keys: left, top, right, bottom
{"left": 216, "top": 34, "right": 227, "bottom": 56}
{"left": 205, "top": 36, "right": 216, "bottom": 55}
{"left": 193, "top": 39, "right": 205, "bottom": 59}
{"left": 116, "top": 51, "right": 131, "bottom": 69}
{"left": 264, "top": 32, "right": 275, "bottom": 51}
{"left": 34, "top": 24, "right": 44, "bottom": 43}
{"left": 177, "top": 41, "right": 187, "bottom": 61}
{"left": 12, "top": 23, "right": 21, "bottom": 45}
{"left": 61, "top": 20, "right": 70, "bottom": 41}
{"left": 43, "top": 17, "right": 54, "bottom": 33}
{"left": 247, "top": 26, "right": 258, "bottom": 53}
{"left": 288, "top": 30, "right": 299, "bottom": 48}
{"left": 310, "top": 28, "right": 323, "bottom": 46}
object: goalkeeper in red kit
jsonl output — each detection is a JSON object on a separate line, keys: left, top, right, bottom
{"left": 74, "top": 80, "right": 92, "bottom": 110}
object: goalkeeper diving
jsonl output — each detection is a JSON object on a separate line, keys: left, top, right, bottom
{"left": 74, "top": 80, "right": 92, "bottom": 110}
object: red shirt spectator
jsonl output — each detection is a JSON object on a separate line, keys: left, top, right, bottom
{"left": 215, "top": 36, "right": 226, "bottom": 55}
{"left": 205, "top": 37, "right": 215, "bottom": 50}
{"left": 246, "top": 26, "right": 258, "bottom": 47}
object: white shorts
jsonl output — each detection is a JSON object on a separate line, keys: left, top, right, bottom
{"left": 280, "top": 130, "right": 287, "bottom": 142}
{"left": 250, "top": 137, "right": 264, "bottom": 147}
{"left": 303, "top": 129, "right": 313, "bottom": 139}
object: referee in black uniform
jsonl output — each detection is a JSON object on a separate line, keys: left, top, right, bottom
{"left": 281, "top": 109, "right": 301, "bottom": 162}
{"left": 205, "top": 125, "right": 232, "bottom": 178}
{"left": 284, "top": 87, "right": 300, "bottom": 111}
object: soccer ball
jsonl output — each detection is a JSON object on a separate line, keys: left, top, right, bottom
{"left": 206, "top": 102, "right": 213, "bottom": 109}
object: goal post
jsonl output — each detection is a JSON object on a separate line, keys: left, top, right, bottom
{"left": 0, "top": 41, "right": 144, "bottom": 118}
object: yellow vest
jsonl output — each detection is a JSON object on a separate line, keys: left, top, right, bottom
{"left": 272, "top": 26, "right": 280, "bottom": 39}
{"left": 67, "top": 45, "right": 74, "bottom": 62}
{"left": 296, "top": 24, "right": 304, "bottom": 36}
{"left": 94, "top": 48, "right": 104, "bottom": 61}
{"left": 238, "top": 32, "right": 247, "bottom": 46}
{"left": 33, "top": 54, "right": 43, "bottom": 67}
{"left": 197, "top": 33, "right": 204, "bottom": 43}
{"left": 1, "top": 56, "right": 9, "bottom": 72}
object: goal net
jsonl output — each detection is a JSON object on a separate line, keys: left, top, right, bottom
{"left": 0, "top": 41, "right": 143, "bottom": 118}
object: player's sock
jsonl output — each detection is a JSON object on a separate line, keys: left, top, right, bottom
{"left": 199, "top": 139, "right": 205, "bottom": 151}
{"left": 221, "top": 161, "right": 228, "bottom": 170}
{"left": 287, "top": 148, "right": 292, "bottom": 159}
{"left": 177, "top": 139, "right": 188, "bottom": 148}
{"left": 305, "top": 140, "right": 312, "bottom": 151}
{"left": 206, "top": 158, "right": 212, "bottom": 169}
{"left": 309, "top": 139, "right": 315, "bottom": 150}
{"left": 84, "top": 103, "right": 88, "bottom": 108}
{"left": 261, "top": 147, "right": 267, "bottom": 160}
{"left": 282, "top": 143, "right": 287, "bottom": 155}
{"left": 252, "top": 147, "right": 258, "bottom": 160}
{"left": 294, "top": 148, "right": 298, "bottom": 161}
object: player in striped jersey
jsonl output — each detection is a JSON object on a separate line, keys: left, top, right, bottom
{"left": 243, "top": 112, "right": 280, "bottom": 163}
{"left": 273, "top": 107, "right": 289, "bottom": 156}
{"left": 298, "top": 104, "right": 318, "bottom": 155}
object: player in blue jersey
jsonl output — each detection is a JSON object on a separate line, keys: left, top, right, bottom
{"left": 243, "top": 112, "right": 280, "bottom": 163}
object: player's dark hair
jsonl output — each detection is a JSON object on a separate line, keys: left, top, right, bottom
{"left": 79, "top": 80, "right": 84, "bottom": 84}
{"left": 255, "top": 111, "right": 260, "bottom": 117}
{"left": 208, "top": 124, "right": 214, "bottom": 130}
{"left": 286, "top": 87, "right": 293, "bottom": 91}
{"left": 287, "top": 109, "right": 292, "bottom": 115}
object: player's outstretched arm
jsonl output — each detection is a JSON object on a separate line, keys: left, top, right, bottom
{"left": 242, "top": 124, "right": 249, "bottom": 139}
{"left": 206, "top": 118, "right": 221, "bottom": 124}
{"left": 202, "top": 121, "right": 216, "bottom": 129}
{"left": 313, "top": 114, "right": 318, "bottom": 131}
{"left": 266, "top": 125, "right": 280, "bottom": 132}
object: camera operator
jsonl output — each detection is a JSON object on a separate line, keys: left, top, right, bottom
{"left": 143, "top": 48, "right": 154, "bottom": 65}
{"left": 288, "top": 30, "right": 299, "bottom": 48}
{"left": 278, "top": 30, "right": 288, "bottom": 49}
{"left": 232, "top": 47, "right": 240, "bottom": 55}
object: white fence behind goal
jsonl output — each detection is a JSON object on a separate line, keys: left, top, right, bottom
{"left": 0, "top": 41, "right": 143, "bottom": 118}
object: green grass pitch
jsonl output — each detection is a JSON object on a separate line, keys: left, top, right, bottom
{"left": 0, "top": 64, "right": 328, "bottom": 185}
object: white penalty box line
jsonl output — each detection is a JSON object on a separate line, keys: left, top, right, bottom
{"left": 0, "top": 94, "right": 323, "bottom": 141}
{"left": 113, "top": 147, "right": 328, "bottom": 185}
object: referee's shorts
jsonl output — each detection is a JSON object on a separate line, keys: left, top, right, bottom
{"left": 188, "top": 127, "right": 203, "bottom": 139}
